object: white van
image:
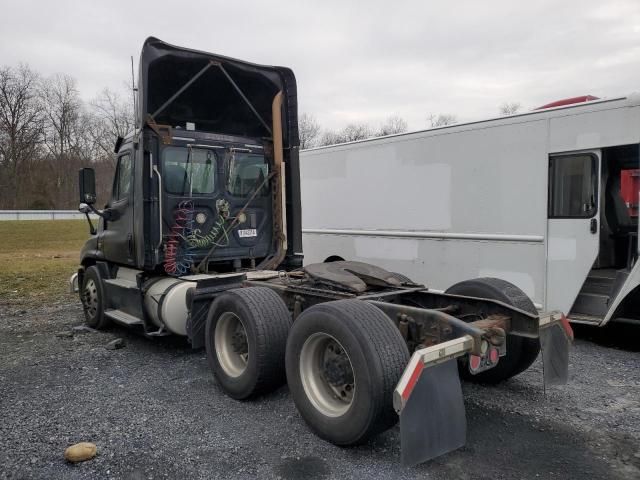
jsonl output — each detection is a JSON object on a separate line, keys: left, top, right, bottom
{"left": 300, "top": 95, "right": 640, "bottom": 326}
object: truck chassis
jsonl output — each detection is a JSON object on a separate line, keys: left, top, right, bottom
{"left": 71, "top": 259, "right": 571, "bottom": 466}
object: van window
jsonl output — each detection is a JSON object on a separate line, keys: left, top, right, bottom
{"left": 548, "top": 154, "right": 598, "bottom": 218}
{"left": 113, "top": 154, "right": 132, "bottom": 201}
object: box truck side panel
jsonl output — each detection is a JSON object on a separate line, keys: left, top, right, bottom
{"left": 549, "top": 103, "right": 640, "bottom": 152}
{"left": 301, "top": 119, "right": 549, "bottom": 306}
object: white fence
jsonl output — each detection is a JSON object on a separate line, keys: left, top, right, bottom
{"left": 0, "top": 210, "right": 98, "bottom": 221}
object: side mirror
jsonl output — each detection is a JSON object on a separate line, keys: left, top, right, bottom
{"left": 79, "top": 168, "right": 96, "bottom": 205}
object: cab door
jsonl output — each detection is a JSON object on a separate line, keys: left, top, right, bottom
{"left": 546, "top": 151, "right": 601, "bottom": 314}
{"left": 102, "top": 151, "right": 135, "bottom": 265}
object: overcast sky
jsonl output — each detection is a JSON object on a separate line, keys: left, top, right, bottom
{"left": 1, "top": 0, "right": 639, "bottom": 131}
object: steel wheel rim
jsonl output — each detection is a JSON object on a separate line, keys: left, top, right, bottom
{"left": 299, "top": 333, "right": 355, "bottom": 417}
{"left": 214, "top": 312, "right": 249, "bottom": 378}
{"left": 83, "top": 279, "right": 98, "bottom": 318}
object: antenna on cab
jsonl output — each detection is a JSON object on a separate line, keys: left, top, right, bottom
{"left": 131, "top": 56, "right": 138, "bottom": 132}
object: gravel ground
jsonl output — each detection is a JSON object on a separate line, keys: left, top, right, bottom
{"left": 0, "top": 301, "right": 638, "bottom": 480}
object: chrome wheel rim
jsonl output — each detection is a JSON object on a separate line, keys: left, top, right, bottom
{"left": 299, "top": 333, "right": 355, "bottom": 417}
{"left": 214, "top": 312, "right": 249, "bottom": 377}
{"left": 83, "top": 279, "right": 98, "bottom": 318}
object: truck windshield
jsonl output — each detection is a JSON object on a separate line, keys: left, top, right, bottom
{"left": 163, "top": 147, "right": 217, "bottom": 195}
{"left": 228, "top": 153, "right": 269, "bottom": 197}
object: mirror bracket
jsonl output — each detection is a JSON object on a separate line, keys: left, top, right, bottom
{"left": 78, "top": 203, "right": 97, "bottom": 235}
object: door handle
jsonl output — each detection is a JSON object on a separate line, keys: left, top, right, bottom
{"left": 590, "top": 218, "right": 598, "bottom": 234}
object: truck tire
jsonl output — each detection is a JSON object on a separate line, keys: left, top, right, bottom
{"left": 205, "top": 287, "right": 291, "bottom": 400}
{"left": 285, "top": 300, "right": 409, "bottom": 446}
{"left": 80, "top": 266, "right": 111, "bottom": 330}
{"left": 445, "top": 277, "right": 541, "bottom": 383}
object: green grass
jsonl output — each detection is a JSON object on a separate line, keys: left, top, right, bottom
{"left": 0, "top": 220, "right": 90, "bottom": 304}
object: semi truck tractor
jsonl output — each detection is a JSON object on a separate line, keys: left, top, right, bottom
{"left": 70, "top": 37, "right": 572, "bottom": 466}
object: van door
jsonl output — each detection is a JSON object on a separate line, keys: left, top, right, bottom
{"left": 546, "top": 151, "right": 601, "bottom": 315}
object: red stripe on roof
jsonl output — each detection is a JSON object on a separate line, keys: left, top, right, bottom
{"left": 535, "top": 95, "right": 599, "bottom": 110}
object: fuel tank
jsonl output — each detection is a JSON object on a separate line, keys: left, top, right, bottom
{"left": 143, "top": 277, "right": 196, "bottom": 335}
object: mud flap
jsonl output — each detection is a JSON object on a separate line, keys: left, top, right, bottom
{"left": 399, "top": 359, "right": 466, "bottom": 466}
{"left": 540, "top": 322, "right": 571, "bottom": 387}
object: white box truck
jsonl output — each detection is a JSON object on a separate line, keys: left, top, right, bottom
{"left": 300, "top": 95, "right": 640, "bottom": 326}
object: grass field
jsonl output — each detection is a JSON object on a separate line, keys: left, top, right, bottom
{"left": 0, "top": 220, "right": 89, "bottom": 304}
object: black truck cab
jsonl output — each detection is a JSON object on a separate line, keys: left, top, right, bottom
{"left": 78, "top": 37, "right": 302, "bottom": 276}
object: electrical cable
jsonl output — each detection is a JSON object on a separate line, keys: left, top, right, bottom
{"left": 195, "top": 171, "right": 276, "bottom": 273}
{"left": 163, "top": 200, "right": 196, "bottom": 275}
{"left": 187, "top": 214, "right": 230, "bottom": 249}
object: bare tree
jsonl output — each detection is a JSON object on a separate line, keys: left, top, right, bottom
{"left": 318, "top": 122, "right": 374, "bottom": 147}
{"left": 40, "top": 74, "right": 89, "bottom": 207}
{"left": 0, "top": 65, "right": 44, "bottom": 208}
{"left": 499, "top": 102, "right": 522, "bottom": 115}
{"left": 341, "top": 123, "right": 373, "bottom": 142}
{"left": 0, "top": 64, "right": 136, "bottom": 209}
{"left": 298, "top": 112, "right": 321, "bottom": 149}
{"left": 427, "top": 114, "right": 457, "bottom": 128}
{"left": 318, "top": 130, "right": 343, "bottom": 147}
{"left": 377, "top": 115, "right": 408, "bottom": 136}
{"left": 89, "top": 88, "right": 134, "bottom": 163}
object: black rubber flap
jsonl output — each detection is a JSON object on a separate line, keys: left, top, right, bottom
{"left": 400, "top": 359, "right": 466, "bottom": 466}
{"left": 304, "top": 261, "right": 401, "bottom": 293}
{"left": 540, "top": 323, "right": 570, "bottom": 387}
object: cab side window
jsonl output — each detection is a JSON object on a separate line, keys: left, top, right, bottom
{"left": 113, "top": 154, "right": 132, "bottom": 201}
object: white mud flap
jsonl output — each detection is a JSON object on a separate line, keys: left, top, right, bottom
{"left": 539, "top": 312, "right": 573, "bottom": 388}
{"left": 394, "top": 336, "right": 473, "bottom": 467}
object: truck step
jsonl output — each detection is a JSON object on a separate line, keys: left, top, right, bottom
{"left": 581, "top": 280, "right": 614, "bottom": 295}
{"left": 104, "top": 278, "right": 138, "bottom": 290}
{"left": 581, "top": 271, "right": 616, "bottom": 296}
{"left": 570, "top": 293, "right": 610, "bottom": 317}
{"left": 587, "top": 269, "right": 617, "bottom": 280}
{"left": 104, "top": 309, "right": 143, "bottom": 326}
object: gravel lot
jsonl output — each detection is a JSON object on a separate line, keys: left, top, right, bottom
{"left": 1, "top": 300, "right": 638, "bottom": 480}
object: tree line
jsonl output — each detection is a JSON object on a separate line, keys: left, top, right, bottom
{"left": 0, "top": 62, "right": 523, "bottom": 209}
{"left": 298, "top": 102, "right": 522, "bottom": 149}
{"left": 0, "top": 65, "right": 133, "bottom": 210}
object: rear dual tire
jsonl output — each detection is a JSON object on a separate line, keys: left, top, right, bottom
{"left": 285, "top": 300, "right": 409, "bottom": 445}
{"left": 205, "top": 287, "right": 292, "bottom": 399}
{"left": 207, "top": 293, "right": 410, "bottom": 445}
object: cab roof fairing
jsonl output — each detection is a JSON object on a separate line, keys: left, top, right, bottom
{"left": 137, "top": 37, "right": 299, "bottom": 148}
